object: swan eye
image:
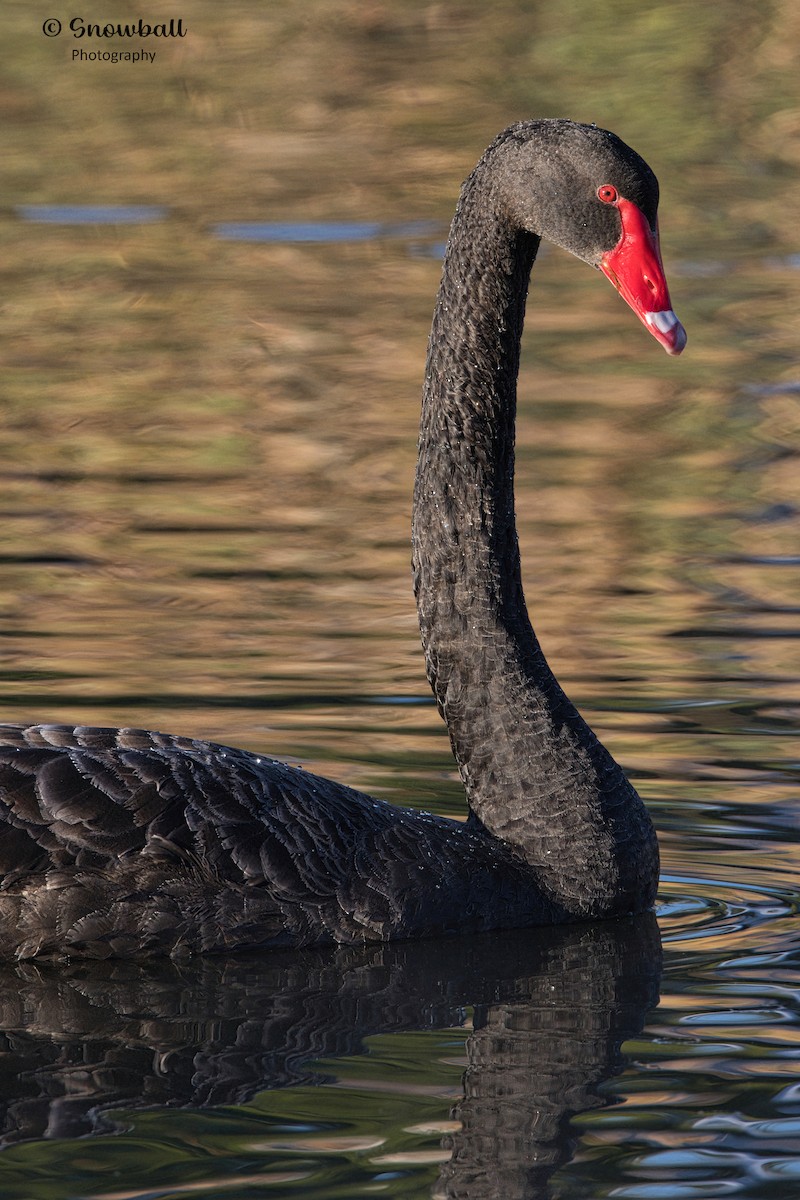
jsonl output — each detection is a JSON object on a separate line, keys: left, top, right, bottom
{"left": 597, "top": 184, "right": 618, "bottom": 204}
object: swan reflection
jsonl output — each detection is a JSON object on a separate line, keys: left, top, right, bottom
{"left": 0, "top": 916, "right": 660, "bottom": 1198}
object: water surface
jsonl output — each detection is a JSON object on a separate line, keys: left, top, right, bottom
{"left": 1, "top": 1, "right": 799, "bottom": 1197}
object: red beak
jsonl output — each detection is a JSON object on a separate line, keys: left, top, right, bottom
{"left": 599, "top": 198, "right": 686, "bottom": 356}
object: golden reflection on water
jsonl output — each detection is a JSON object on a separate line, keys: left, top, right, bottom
{"left": 1, "top": 8, "right": 800, "bottom": 1200}
{"left": 0, "top": 1, "right": 799, "bottom": 871}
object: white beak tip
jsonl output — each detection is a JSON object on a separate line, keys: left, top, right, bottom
{"left": 645, "top": 309, "right": 687, "bottom": 355}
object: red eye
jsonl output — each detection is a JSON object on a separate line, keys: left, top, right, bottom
{"left": 597, "top": 184, "right": 618, "bottom": 204}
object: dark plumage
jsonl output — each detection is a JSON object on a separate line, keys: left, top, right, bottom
{"left": 0, "top": 120, "right": 684, "bottom": 958}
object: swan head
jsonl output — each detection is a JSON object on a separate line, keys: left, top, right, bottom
{"left": 486, "top": 120, "right": 686, "bottom": 356}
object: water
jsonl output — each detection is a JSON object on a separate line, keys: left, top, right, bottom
{"left": 1, "top": 0, "right": 800, "bottom": 1196}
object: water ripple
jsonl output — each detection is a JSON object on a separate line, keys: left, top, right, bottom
{"left": 658, "top": 875, "right": 800, "bottom": 944}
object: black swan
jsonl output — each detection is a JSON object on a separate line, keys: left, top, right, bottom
{"left": 0, "top": 120, "right": 685, "bottom": 959}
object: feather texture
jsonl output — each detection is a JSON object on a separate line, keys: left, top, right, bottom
{"left": 0, "top": 723, "right": 561, "bottom": 958}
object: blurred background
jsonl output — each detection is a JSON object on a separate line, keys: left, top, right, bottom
{"left": 2, "top": 0, "right": 797, "bottom": 810}
{"left": 0, "top": 4, "right": 800, "bottom": 1194}
{"left": 1, "top": 0, "right": 800, "bottom": 1195}
{"left": 1, "top": 0, "right": 799, "bottom": 913}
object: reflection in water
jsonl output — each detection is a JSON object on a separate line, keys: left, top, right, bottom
{"left": 15, "top": 205, "right": 167, "bottom": 225}
{"left": 436, "top": 918, "right": 661, "bottom": 1199}
{"left": 214, "top": 220, "right": 442, "bottom": 243}
{"left": 0, "top": 918, "right": 660, "bottom": 1199}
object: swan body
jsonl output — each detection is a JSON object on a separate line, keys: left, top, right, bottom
{"left": 0, "top": 120, "right": 684, "bottom": 958}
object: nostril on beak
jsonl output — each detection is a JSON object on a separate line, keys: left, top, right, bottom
{"left": 644, "top": 274, "right": 657, "bottom": 295}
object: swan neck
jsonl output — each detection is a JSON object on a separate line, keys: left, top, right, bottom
{"left": 413, "top": 181, "right": 543, "bottom": 768}
{"left": 411, "top": 170, "right": 658, "bottom": 917}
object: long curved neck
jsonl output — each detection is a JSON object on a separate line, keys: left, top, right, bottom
{"left": 412, "top": 166, "right": 658, "bottom": 915}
